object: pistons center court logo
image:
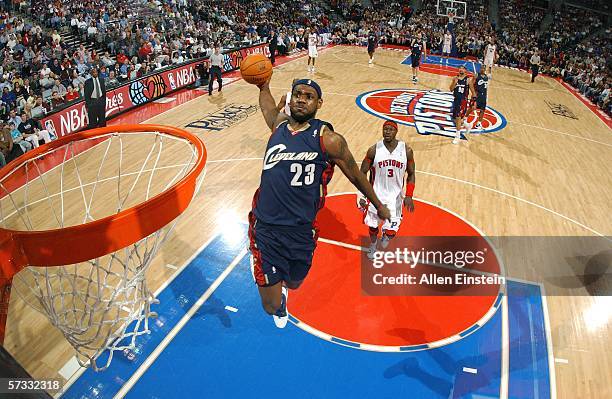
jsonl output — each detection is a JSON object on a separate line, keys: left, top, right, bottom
{"left": 356, "top": 89, "right": 507, "bottom": 139}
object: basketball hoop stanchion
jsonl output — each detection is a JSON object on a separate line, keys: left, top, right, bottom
{"left": 0, "top": 124, "right": 206, "bottom": 370}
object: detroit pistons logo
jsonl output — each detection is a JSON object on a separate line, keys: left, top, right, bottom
{"left": 356, "top": 89, "right": 507, "bottom": 139}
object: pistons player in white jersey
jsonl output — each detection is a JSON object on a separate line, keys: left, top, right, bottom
{"left": 307, "top": 27, "right": 319, "bottom": 73}
{"left": 442, "top": 30, "right": 452, "bottom": 61}
{"left": 359, "top": 120, "right": 416, "bottom": 258}
{"left": 483, "top": 38, "right": 497, "bottom": 78}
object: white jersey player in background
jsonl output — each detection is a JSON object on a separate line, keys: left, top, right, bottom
{"left": 359, "top": 120, "right": 416, "bottom": 259}
{"left": 307, "top": 27, "right": 319, "bottom": 72}
{"left": 483, "top": 38, "right": 497, "bottom": 78}
{"left": 442, "top": 30, "right": 452, "bottom": 62}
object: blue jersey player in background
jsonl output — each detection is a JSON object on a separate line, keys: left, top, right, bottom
{"left": 450, "top": 66, "right": 475, "bottom": 144}
{"left": 408, "top": 33, "right": 426, "bottom": 84}
{"left": 465, "top": 64, "right": 489, "bottom": 131}
{"left": 250, "top": 76, "right": 391, "bottom": 328}
{"left": 367, "top": 30, "right": 378, "bottom": 65}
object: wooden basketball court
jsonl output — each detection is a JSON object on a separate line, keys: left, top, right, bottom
{"left": 3, "top": 46, "right": 611, "bottom": 398}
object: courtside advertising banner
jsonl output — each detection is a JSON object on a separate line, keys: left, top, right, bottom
{"left": 41, "top": 43, "right": 270, "bottom": 138}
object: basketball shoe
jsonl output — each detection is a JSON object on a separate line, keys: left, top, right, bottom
{"left": 272, "top": 286, "right": 289, "bottom": 328}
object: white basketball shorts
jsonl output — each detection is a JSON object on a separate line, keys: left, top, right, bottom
{"left": 308, "top": 46, "right": 318, "bottom": 58}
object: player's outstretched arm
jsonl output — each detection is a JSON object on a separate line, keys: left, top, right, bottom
{"left": 323, "top": 129, "right": 391, "bottom": 220}
{"left": 258, "top": 78, "right": 287, "bottom": 130}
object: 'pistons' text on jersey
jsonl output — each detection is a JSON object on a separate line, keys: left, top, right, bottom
{"left": 368, "top": 140, "right": 408, "bottom": 217}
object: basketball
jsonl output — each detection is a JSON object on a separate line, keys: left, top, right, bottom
{"left": 240, "top": 54, "right": 273, "bottom": 85}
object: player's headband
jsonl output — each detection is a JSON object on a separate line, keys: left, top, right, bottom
{"left": 292, "top": 79, "right": 323, "bottom": 99}
{"left": 383, "top": 120, "right": 398, "bottom": 130}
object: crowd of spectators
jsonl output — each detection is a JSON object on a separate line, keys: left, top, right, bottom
{"left": 496, "top": 0, "right": 609, "bottom": 114}
{"left": 496, "top": 0, "right": 547, "bottom": 68}
{"left": 329, "top": 0, "right": 495, "bottom": 59}
{"left": 554, "top": 32, "right": 610, "bottom": 114}
{"left": 0, "top": 0, "right": 609, "bottom": 166}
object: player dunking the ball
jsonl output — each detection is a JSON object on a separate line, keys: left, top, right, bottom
{"left": 358, "top": 121, "right": 415, "bottom": 259}
{"left": 249, "top": 76, "right": 391, "bottom": 328}
{"left": 450, "top": 65, "right": 475, "bottom": 144}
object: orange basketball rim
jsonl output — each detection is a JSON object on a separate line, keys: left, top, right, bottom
{"left": 0, "top": 124, "right": 206, "bottom": 348}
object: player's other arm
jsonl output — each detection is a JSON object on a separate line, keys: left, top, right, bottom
{"left": 358, "top": 145, "right": 376, "bottom": 208}
{"left": 449, "top": 76, "right": 457, "bottom": 92}
{"left": 258, "top": 78, "right": 288, "bottom": 130}
{"left": 324, "top": 130, "right": 391, "bottom": 220}
{"left": 359, "top": 145, "right": 376, "bottom": 175}
{"left": 422, "top": 40, "right": 427, "bottom": 56}
{"left": 404, "top": 148, "right": 415, "bottom": 212}
{"left": 469, "top": 77, "right": 477, "bottom": 98}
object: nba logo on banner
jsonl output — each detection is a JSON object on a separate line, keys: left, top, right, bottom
{"left": 168, "top": 73, "right": 177, "bottom": 90}
{"left": 356, "top": 89, "right": 507, "bottom": 139}
{"left": 45, "top": 119, "right": 57, "bottom": 139}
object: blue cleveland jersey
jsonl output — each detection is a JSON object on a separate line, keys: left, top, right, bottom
{"left": 253, "top": 119, "right": 335, "bottom": 227}
{"left": 475, "top": 74, "right": 488, "bottom": 99}
{"left": 453, "top": 76, "right": 469, "bottom": 100}
{"left": 367, "top": 34, "right": 377, "bottom": 50}
{"left": 411, "top": 40, "right": 423, "bottom": 56}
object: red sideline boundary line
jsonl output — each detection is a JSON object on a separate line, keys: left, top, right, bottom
{"left": 0, "top": 46, "right": 331, "bottom": 195}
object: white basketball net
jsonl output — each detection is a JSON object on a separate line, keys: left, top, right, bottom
{"left": 0, "top": 130, "right": 203, "bottom": 371}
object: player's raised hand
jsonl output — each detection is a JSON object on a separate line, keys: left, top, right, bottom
{"left": 403, "top": 197, "right": 415, "bottom": 212}
{"left": 257, "top": 73, "right": 272, "bottom": 90}
{"left": 377, "top": 204, "right": 391, "bottom": 221}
